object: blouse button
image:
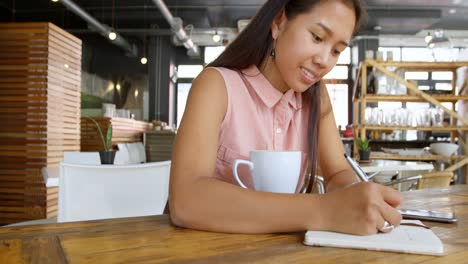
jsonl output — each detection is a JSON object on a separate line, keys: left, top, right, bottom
{"left": 276, "top": 128, "right": 282, "bottom": 134}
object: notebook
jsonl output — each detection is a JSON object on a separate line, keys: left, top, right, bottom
{"left": 304, "top": 220, "right": 444, "bottom": 256}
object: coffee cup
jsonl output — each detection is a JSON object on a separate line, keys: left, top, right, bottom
{"left": 232, "top": 150, "right": 302, "bottom": 193}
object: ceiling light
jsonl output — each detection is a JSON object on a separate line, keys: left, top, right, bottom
{"left": 108, "top": 31, "right": 117, "bottom": 40}
{"left": 134, "top": 90, "right": 139, "bottom": 97}
{"left": 140, "top": 57, "right": 148, "bottom": 65}
{"left": 51, "top": 0, "right": 59, "bottom": 2}
{"left": 449, "top": 9, "right": 456, "bottom": 14}
{"left": 64, "top": 64, "right": 69, "bottom": 68}
{"left": 116, "top": 84, "right": 121, "bottom": 91}
{"left": 424, "top": 32, "right": 433, "bottom": 44}
{"left": 373, "top": 26, "right": 382, "bottom": 31}
{"left": 212, "top": 33, "right": 221, "bottom": 43}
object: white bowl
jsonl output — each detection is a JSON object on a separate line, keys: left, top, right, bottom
{"left": 430, "top": 143, "right": 459, "bottom": 157}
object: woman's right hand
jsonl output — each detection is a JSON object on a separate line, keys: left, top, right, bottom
{"left": 318, "top": 182, "right": 403, "bottom": 235}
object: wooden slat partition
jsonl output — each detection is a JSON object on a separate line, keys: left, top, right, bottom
{"left": 145, "top": 130, "right": 176, "bottom": 162}
{"left": 81, "top": 117, "right": 152, "bottom": 151}
{"left": 0, "top": 23, "right": 81, "bottom": 225}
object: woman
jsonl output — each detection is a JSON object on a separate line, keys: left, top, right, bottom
{"left": 169, "top": 0, "right": 403, "bottom": 235}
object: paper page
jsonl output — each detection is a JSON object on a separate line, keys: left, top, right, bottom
{"left": 304, "top": 220, "right": 444, "bottom": 256}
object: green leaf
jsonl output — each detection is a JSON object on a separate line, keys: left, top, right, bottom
{"left": 356, "top": 137, "right": 370, "bottom": 151}
{"left": 106, "top": 124, "right": 113, "bottom": 151}
{"left": 84, "top": 116, "right": 112, "bottom": 151}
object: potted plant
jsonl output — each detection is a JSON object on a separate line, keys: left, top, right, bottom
{"left": 356, "top": 137, "right": 371, "bottom": 161}
{"left": 84, "top": 117, "right": 115, "bottom": 164}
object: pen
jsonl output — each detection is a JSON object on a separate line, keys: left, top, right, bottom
{"left": 343, "top": 153, "right": 369, "bottom": 182}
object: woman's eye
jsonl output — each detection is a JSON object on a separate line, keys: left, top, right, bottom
{"left": 333, "top": 49, "right": 341, "bottom": 56}
{"left": 311, "top": 33, "right": 322, "bottom": 42}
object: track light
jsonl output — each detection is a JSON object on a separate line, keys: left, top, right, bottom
{"left": 212, "top": 32, "right": 221, "bottom": 43}
{"left": 108, "top": 31, "right": 117, "bottom": 41}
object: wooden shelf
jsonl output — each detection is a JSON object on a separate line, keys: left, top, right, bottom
{"left": 370, "top": 152, "right": 464, "bottom": 161}
{"left": 355, "top": 125, "right": 468, "bottom": 131}
{"left": 362, "top": 60, "right": 468, "bottom": 70}
{"left": 355, "top": 95, "right": 468, "bottom": 103}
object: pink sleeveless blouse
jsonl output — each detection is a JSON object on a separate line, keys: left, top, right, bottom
{"left": 212, "top": 65, "right": 310, "bottom": 192}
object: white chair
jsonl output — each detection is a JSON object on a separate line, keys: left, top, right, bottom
{"left": 114, "top": 144, "right": 130, "bottom": 165}
{"left": 114, "top": 143, "right": 146, "bottom": 164}
{"left": 126, "top": 142, "right": 147, "bottom": 163}
{"left": 63, "top": 151, "right": 101, "bottom": 164}
{"left": 58, "top": 161, "right": 171, "bottom": 223}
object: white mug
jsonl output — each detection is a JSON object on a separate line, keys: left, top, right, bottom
{"left": 232, "top": 150, "right": 302, "bottom": 193}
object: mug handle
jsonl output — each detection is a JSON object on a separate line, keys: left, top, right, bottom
{"left": 232, "top": 159, "right": 253, "bottom": 189}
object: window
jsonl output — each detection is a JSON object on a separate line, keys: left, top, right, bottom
{"left": 177, "top": 83, "right": 192, "bottom": 127}
{"left": 432, "top": 72, "right": 452, "bottom": 80}
{"left": 402, "top": 48, "right": 434, "bottom": 62}
{"left": 326, "top": 84, "right": 348, "bottom": 128}
{"left": 337, "top": 47, "right": 351, "bottom": 64}
{"left": 204, "top": 46, "right": 226, "bottom": 65}
{"left": 405, "top": 72, "right": 428, "bottom": 80}
{"left": 177, "top": 65, "right": 203, "bottom": 78}
{"left": 378, "top": 47, "right": 401, "bottom": 61}
{"left": 324, "top": 66, "right": 348, "bottom": 79}
{"left": 435, "top": 83, "right": 452, "bottom": 91}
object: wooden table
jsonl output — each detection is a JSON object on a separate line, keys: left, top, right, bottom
{"left": 1, "top": 186, "right": 468, "bottom": 263}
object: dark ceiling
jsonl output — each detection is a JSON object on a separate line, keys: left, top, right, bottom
{"left": 0, "top": 0, "right": 467, "bottom": 46}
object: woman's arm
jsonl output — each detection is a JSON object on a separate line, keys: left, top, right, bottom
{"left": 169, "top": 68, "right": 325, "bottom": 233}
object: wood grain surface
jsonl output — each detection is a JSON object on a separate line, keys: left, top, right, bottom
{"left": 0, "top": 22, "right": 81, "bottom": 224}
{"left": 1, "top": 185, "right": 468, "bottom": 263}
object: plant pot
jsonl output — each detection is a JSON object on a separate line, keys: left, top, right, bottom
{"left": 358, "top": 150, "right": 371, "bottom": 161}
{"left": 99, "top": 150, "right": 116, "bottom": 165}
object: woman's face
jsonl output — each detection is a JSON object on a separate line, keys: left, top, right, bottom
{"left": 266, "top": 0, "right": 356, "bottom": 93}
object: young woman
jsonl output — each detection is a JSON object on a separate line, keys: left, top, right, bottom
{"left": 169, "top": 0, "right": 403, "bottom": 235}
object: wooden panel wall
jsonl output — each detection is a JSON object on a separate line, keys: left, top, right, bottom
{"left": 0, "top": 23, "right": 81, "bottom": 224}
{"left": 81, "top": 117, "right": 152, "bottom": 151}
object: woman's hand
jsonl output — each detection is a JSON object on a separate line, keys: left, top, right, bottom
{"left": 319, "top": 182, "right": 403, "bottom": 235}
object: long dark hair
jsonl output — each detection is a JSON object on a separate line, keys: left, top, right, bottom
{"left": 208, "top": 0, "right": 367, "bottom": 186}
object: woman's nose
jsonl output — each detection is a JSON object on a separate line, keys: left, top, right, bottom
{"left": 312, "top": 48, "right": 330, "bottom": 68}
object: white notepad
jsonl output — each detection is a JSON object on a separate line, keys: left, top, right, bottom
{"left": 304, "top": 220, "right": 444, "bottom": 256}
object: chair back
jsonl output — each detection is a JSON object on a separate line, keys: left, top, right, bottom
{"left": 58, "top": 161, "right": 171, "bottom": 222}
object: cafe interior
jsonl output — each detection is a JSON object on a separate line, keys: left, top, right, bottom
{"left": 1, "top": 0, "right": 468, "bottom": 262}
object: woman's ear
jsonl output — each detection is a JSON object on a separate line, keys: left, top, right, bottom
{"left": 271, "top": 8, "right": 287, "bottom": 40}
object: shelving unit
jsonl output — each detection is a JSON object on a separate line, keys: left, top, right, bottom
{"left": 352, "top": 60, "right": 468, "bottom": 182}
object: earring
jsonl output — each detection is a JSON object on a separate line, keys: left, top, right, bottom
{"left": 270, "top": 47, "right": 276, "bottom": 58}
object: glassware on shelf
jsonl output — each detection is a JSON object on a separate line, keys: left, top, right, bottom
{"left": 431, "top": 108, "right": 444, "bottom": 127}
{"left": 416, "top": 110, "right": 431, "bottom": 127}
